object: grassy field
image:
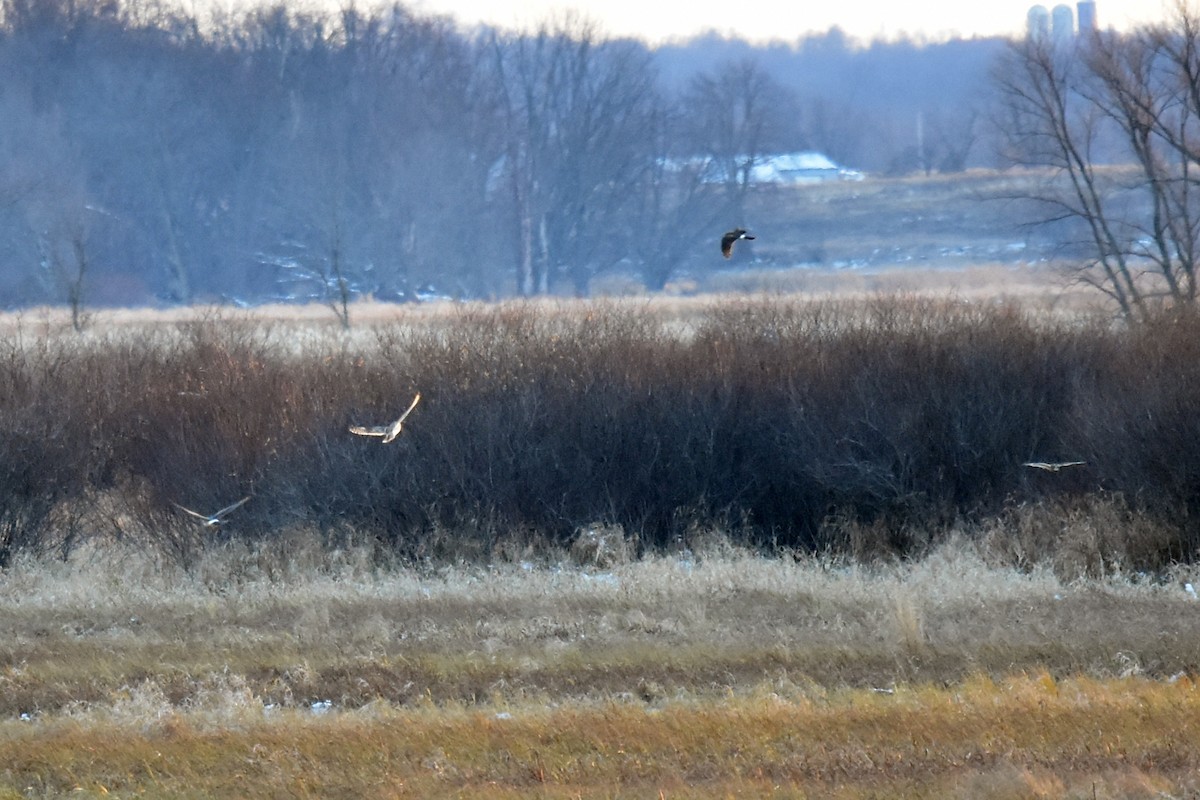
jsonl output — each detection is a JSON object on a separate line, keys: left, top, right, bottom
{"left": 740, "top": 170, "right": 1065, "bottom": 270}
{"left": 4, "top": 287, "right": 1200, "bottom": 797}
{"left": 3, "top": 537, "right": 1200, "bottom": 798}
{"left": 7, "top": 675, "right": 1200, "bottom": 797}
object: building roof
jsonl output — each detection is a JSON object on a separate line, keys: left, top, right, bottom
{"left": 750, "top": 152, "right": 840, "bottom": 183}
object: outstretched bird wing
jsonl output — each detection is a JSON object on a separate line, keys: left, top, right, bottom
{"left": 171, "top": 502, "right": 212, "bottom": 521}
{"left": 1023, "top": 461, "right": 1087, "bottom": 471}
{"left": 396, "top": 392, "right": 421, "bottom": 424}
{"left": 171, "top": 495, "right": 250, "bottom": 525}
{"left": 381, "top": 393, "right": 422, "bottom": 443}
{"left": 349, "top": 424, "right": 389, "bottom": 437}
{"left": 351, "top": 393, "right": 422, "bottom": 443}
{"left": 211, "top": 495, "right": 252, "bottom": 520}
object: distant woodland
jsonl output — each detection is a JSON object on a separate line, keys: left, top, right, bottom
{"left": 0, "top": 0, "right": 1007, "bottom": 306}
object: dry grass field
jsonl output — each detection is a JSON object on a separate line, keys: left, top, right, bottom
{"left": 3, "top": 284, "right": 1200, "bottom": 797}
{"left": 3, "top": 537, "right": 1200, "bottom": 798}
{"left": 2, "top": 258, "right": 1091, "bottom": 331}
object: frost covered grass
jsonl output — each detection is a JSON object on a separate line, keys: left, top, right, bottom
{"left": 3, "top": 538, "right": 1200, "bottom": 797}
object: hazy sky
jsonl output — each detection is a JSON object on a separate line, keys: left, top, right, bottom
{"left": 404, "top": 0, "right": 1171, "bottom": 43}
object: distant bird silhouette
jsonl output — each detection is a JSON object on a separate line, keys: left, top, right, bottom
{"left": 350, "top": 392, "right": 421, "bottom": 444}
{"left": 172, "top": 496, "right": 252, "bottom": 527}
{"left": 721, "top": 228, "right": 755, "bottom": 259}
{"left": 1023, "top": 461, "right": 1087, "bottom": 472}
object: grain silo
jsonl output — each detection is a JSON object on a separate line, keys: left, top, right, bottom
{"left": 1026, "top": 5, "right": 1050, "bottom": 40}
{"left": 1051, "top": 4, "right": 1074, "bottom": 41}
{"left": 1076, "top": 0, "right": 1097, "bottom": 33}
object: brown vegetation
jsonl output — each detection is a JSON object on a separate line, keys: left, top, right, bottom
{"left": 2, "top": 294, "right": 1200, "bottom": 569}
{"left": 2, "top": 540, "right": 1200, "bottom": 797}
{"left": 4, "top": 675, "right": 1199, "bottom": 798}
{"left": 4, "top": 294, "right": 1200, "bottom": 796}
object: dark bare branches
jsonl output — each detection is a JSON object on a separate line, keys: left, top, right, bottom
{"left": 994, "top": 7, "right": 1200, "bottom": 319}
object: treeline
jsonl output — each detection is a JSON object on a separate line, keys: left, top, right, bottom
{"left": 0, "top": 0, "right": 1006, "bottom": 308}
{"left": 4, "top": 301, "right": 1200, "bottom": 570}
{"left": 656, "top": 29, "right": 1006, "bottom": 175}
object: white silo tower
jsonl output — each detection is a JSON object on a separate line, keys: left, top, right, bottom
{"left": 1026, "top": 5, "right": 1050, "bottom": 40}
{"left": 1076, "top": 0, "right": 1097, "bottom": 33}
{"left": 1051, "top": 4, "right": 1074, "bottom": 42}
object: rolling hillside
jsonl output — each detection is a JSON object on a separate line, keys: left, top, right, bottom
{"left": 738, "top": 169, "right": 1071, "bottom": 272}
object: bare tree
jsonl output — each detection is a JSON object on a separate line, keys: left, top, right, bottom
{"left": 681, "top": 58, "right": 797, "bottom": 254}
{"left": 993, "top": 5, "right": 1200, "bottom": 319}
{"left": 918, "top": 107, "right": 981, "bottom": 174}
{"left": 0, "top": 85, "right": 94, "bottom": 321}
{"left": 634, "top": 105, "right": 732, "bottom": 290}
{"left": 802, "top": 96, "right": 870, "bottom": 171}
{"left": 34, "top": 231, "right": 90, "bottom": 331}
{"left": 489, "top": 16, "right": 661, "bottom": 295}
{"left": 1084, "top": 13, "right": 1200, "bottom": 305}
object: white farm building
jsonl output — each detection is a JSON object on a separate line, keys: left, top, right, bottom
{"left": 662, "top": 151, "right": 863, "bottom": 185}
{"left": 747, "top": 152, "right": 863, "bottom": 184}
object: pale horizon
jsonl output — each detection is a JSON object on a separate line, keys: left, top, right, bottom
{"left": 399, "top": 0, "right": 1171, "bottom": 44}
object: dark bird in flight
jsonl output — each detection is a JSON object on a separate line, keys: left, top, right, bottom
{"left": 1023, "top": 461, "right": 1087, "bottom": 472}
{"left": 172, "top": 496, "right": 252, "bottom": 527}
{"left": 350, "top": 392, "right": 421, "bottom": 444}
{"left": 721, "top": 228, "right": 755, "bottom": 259}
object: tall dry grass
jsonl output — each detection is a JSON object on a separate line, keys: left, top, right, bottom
{"left": 2, "top": 295, "right": 1200, "bottom": 569}
{"left": 2, "top": 534, "right": 1199, "bottom": 717}
{"left": 4, "top": 675, "right": 1199, "bottom": 798}
{"left": 2, "top": 539, "right": 1200, "bottom": 797}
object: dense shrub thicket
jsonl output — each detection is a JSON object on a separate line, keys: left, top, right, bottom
{"left": 2, "top": 298, "right": 1199, "bottom": 568}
